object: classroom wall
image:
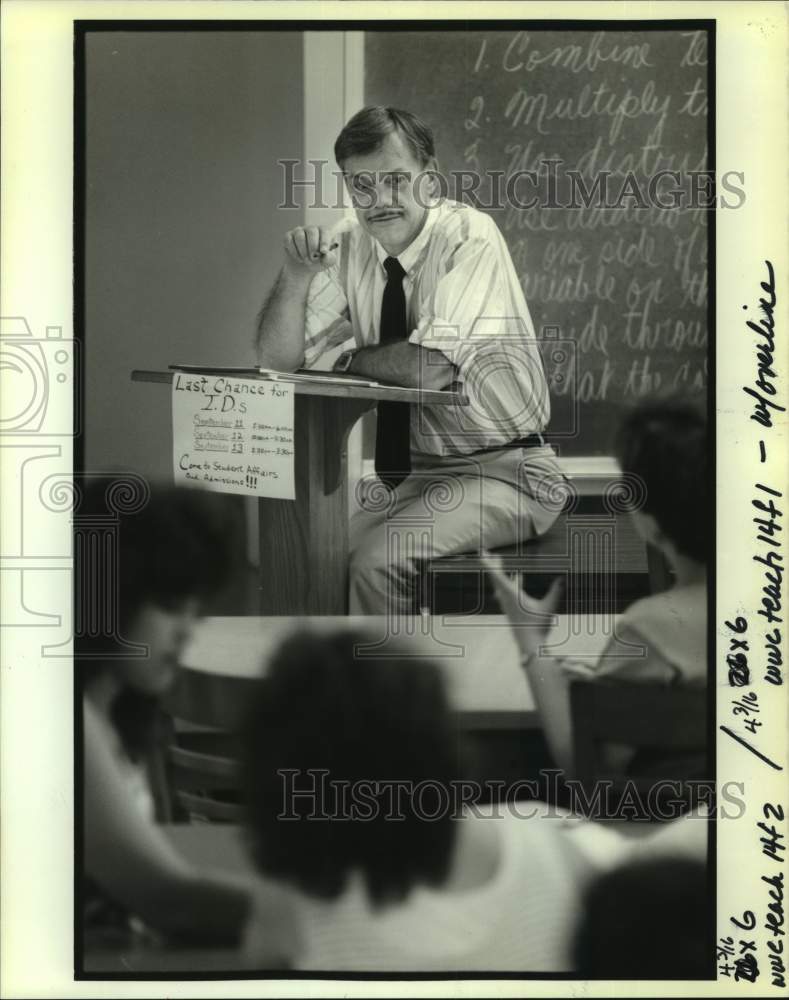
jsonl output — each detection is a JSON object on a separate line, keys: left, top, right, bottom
{"left": 84, "top": 31, "right": 304, "bottom": 480}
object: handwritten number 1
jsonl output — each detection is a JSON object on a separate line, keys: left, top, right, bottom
{"left": 473, "top": 39, "right": 487, "bottom": 74}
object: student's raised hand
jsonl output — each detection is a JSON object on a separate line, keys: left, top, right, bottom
{"left": 482, "top": 551, "right": 563, "bottom": 660}
{"left": 283, "top": 226, "right": 338, "bottom": 274}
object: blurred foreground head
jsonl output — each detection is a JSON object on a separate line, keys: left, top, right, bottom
{"left": 74, "top": 478, "right": 241, "bottom": 634}
{"left": 615, "top": 393, "right": 708, "bottom": 565}
{"left": 242, "top": 630, "right": 464, "bottom": 908}
{"left": 573, "top": 856, "right": 710, "bottom": 977}
{"left": 77, "top": 479, "right": 242, "bottom": 750}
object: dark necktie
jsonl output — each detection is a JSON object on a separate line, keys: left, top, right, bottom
{"left": 375, "top": 256, "right": 412, "bottom": 489}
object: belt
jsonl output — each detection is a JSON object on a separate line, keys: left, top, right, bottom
{"left": 469, "top": 432, "right": 546, "bottom": 456}
{"left": 507, "top": 433, "right": 546, "bottom": 449}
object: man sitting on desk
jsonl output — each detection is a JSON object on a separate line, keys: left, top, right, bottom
{"left": 256, "top": 106, "right": 561, "bottom": 615}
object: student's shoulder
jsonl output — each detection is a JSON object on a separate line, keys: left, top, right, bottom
{"left": 597, "top": 583, "right": 707, "bottom": 683}
{"left": 620, "top": 583, "right": 706, "bottom": 636}
{"left": 618, "top": 590, "right": 671, "bottom": 631}
{"left": 83, "top": 695, "right": 110, "bottom": 748}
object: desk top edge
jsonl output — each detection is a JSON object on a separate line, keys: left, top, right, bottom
{"left": 132, "top": 369, "right": 467, "bottom": 405}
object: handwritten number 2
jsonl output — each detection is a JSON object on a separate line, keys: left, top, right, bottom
{"left": 465, "top": 96, "right": 484, "bottom": 131}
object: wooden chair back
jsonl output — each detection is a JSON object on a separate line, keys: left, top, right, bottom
{"left": 149, "top": 670, "right": 260, "bottom": 823}
{"left": 570, "top": 680, "right": 708, "bottom": 799}
{"left": 166, "top": 745, "right": 242, "bottom": 823}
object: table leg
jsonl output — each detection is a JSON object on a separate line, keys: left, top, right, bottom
{"left": 256, "top": 395, "right": 373, "bottom": 614}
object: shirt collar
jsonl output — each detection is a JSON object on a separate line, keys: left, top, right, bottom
{"left": 374, "top": 201, "right": 440, "bottom": 277}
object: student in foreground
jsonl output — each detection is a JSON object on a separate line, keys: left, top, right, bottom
{"left": 573, "top": 856, "right": 710, "bottom": 978}
{"left": 239, "top": 628, "right": 706, "bottom": 972}
{"left": 240, "top": 629, "right": 588, "bottom": 971}
{"left": 80, "top": 482, "right": 298, "bottom": 960}
{"left": 485, "top": 393, "right": 709, "bottom": 777}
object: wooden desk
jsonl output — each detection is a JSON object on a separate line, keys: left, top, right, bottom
{"left": 173, "top": 614, "right": 613, "bottom": 731}
{"left": 132, "top": 369, "right": 466, "bottom": 616}
{"left": 83, "top": 941, "right": 249, "bottom": 975}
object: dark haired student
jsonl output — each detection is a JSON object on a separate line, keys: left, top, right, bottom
{"left": 573, "top": 857, "right": 709, "bottom": 978}
{"left": 256, "top": 106, "right": 561, "bottom": 615}
{"left": 241, "top": 630, "right": 593, "bottom": 970}
{"left": 486, "top": 394, "right": 709, "bottom": 777}
{"left": 80, "top": 484, "right": 298, "bottom": 959}
{"left": 239, "top": 629, "right": 707, "bottom": 971}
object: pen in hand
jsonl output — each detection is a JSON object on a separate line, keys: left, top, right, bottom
{"left": 314, "top": 241, "right": 340, "bottom": 260}
{"left": 313, "top": 217, "right": 355, "bottom": 260}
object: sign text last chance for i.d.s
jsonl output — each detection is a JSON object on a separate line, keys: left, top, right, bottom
{"left": 172, "top": 372, "right": 295, "bottom": 500}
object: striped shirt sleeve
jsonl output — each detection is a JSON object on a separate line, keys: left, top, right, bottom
{"left": 408, "top": 213, "right": 550, "bottom": 435}
{"left": 303, "top": 266, "right": 354, "bottom": 368}
{"left": 559, "top": 625, "right": 682, "bottom": 684}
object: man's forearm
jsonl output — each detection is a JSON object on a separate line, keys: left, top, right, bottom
{"left": 349, "top": 342, "right": 456, "bottom": 390}
{"left": 255, "top": 268, "right": 313, "bottom": 372}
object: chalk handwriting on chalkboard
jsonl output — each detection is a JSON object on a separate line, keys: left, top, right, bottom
{"left": 365, "top": 29, "right": 710, "bottom": 453}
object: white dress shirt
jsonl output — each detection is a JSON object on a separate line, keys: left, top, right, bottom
{"left": 303, "top": 200, "right": 551, "bottom": 457}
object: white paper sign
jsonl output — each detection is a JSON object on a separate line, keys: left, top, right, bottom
{"left": 171, "top": 372, "right": 295, "bottom": 500}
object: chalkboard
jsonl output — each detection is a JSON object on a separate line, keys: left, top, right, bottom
{"left": 365, "top": 28, "right": 710, "bottom": 455}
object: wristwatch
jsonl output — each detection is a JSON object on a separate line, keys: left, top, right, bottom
{"left": 333, "top": 349, "right": 358, "bottom": 374}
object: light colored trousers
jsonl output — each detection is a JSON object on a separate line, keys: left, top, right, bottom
{"left": 348, "top": 445, "right": 564, "bottom": 615}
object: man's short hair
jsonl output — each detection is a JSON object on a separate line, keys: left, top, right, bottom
{"left": 335, "top": 106, "right": 435, "bottom": 168}
{"left": 242, "top": 630, "right": 463, "bottom": 907}
{"left": 614, "top": 393, "right": 708, "bottom": 564}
